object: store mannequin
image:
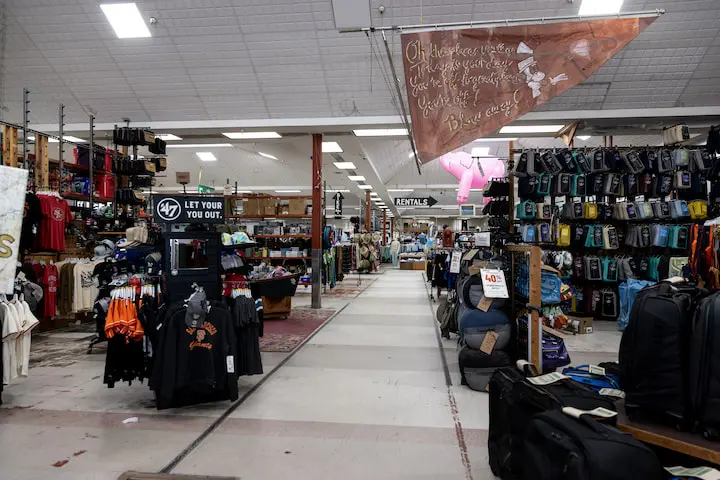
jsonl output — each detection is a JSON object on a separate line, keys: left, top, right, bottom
{"left": 390, "top": 237, "right": 401, "bottom": 266}
{"left": 439, "top": 151, "right": 506, "bottom": 205}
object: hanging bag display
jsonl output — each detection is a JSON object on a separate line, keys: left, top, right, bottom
{"left": 602, "top": 257, "right": 619, "bottom": 282}
{"left": 589, "top": 173, "right": 605, "bottom": 195}
{"left": 557, "top": 224, "right": 571, "bottom": 247}
{"left": 590, "top": 149, "right": 609, "bottom": 173}
{"left": 673, "top": 170, "right": 691, "bottom": 189}
{"left": 555, "top": 173, "right": 572, "bottom": 196}
{"left": 669, "top": 199, "right": 690, "bottom": 219}
{"left": 539, "top": 151, "right": 563, "bottom": 175}
{"left": 603, "top": 173, "right": 621, "bottom": 195}
{"left": 657, "top": 149, "right": 675, "bottom": 173}
{"left": 536, "top": 203, "right": 553, "bottom": 220}
{"left": 570, "top": 174, "right": 587, "bottom": 196}
{"left": 623, "top": 150, "right": 645, "bottom": 173}
{"left": 521, "top": 224, "right": 537, "bottom": 243}
{"left": 652, "top": 225, "right": 669, "bottom": 247}
{"left": 688, "top": 200, "right": 708, "bottom": 219}
{"left": 623, "top": 174, "right": 639, "bottom": 196}
{"left": 651, "top": 174, "right": 673, "bottom": 197}
{"left": 583, "top": 202, "right": 598, "bottom": 220}
{"left": 516, "top": 200, "right": 537, "bottom": 220}
{"left": 573, "top": 151, "right": 591, "bottom": 174}
{"left": 603, "top": 225, "right": 619, "bottom": 250}
{"left": 518, "top": 176, "right": 540, "bottom": 199}
{"left": 635, "top": 201, "right": 653, "bottom": 220}
{"left": 539, "top": 223, "right": 553, "bottom": 243}
{"left": 513, "top": 150, "right": 531, "bottom": 177}
{"left": 557, "top": 149, "right": 577, "bottom": 172}
{"left": 585, "top": 256, "right": 603, "bottom": 281}
{"left": 536, "top": 173, "right": 552, "bottom": 196}
{"left": 651, "top": 201, "right": 670, "bottom": 219}
{"left": 671, "top": 148, "right": 690, "bottom": 167}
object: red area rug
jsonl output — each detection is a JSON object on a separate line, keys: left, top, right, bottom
{"left": 260, "top": 307, "right": 335, "bottom": 353}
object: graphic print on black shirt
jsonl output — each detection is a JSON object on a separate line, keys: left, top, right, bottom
{"left": 21, "top": 192, "right": 41, "bottom": 252}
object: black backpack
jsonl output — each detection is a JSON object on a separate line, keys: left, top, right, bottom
{"left": 689, "top": 293, "right": 720, "bottom": 440}
{"left": 488, "top": 367, "right": 617, "bottom": 480}
{"left": 521, "top": 410, "right": 664, "bottom": 480}
{"left": 619, "top": 281, "right": 707, "bottom": 429}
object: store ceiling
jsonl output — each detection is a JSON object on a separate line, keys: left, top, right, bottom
{"left": 3, "top": 0, "right": 720, "bottom": 219}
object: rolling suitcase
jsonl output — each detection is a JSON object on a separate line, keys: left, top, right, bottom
{"left": 689, "top": 293, "right": 720, "bottom": 440}
{"left": 619, "top": 281, "right": 707, "bottom": 429}
{"left": 488, "top": 367, "right": 617, "bottom": 479}
{"left": 521, "top": 409, "right": 664, "bottom": 480}
{"left": 561, "top": 364, "right": 621, "bottom": 391}
{"left": 458, "top": 346, "right": 510, "bottom": 391}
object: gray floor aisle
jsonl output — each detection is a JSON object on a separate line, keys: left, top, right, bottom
{"left": 172, "top": 268, "right": 491, "bottom": 480}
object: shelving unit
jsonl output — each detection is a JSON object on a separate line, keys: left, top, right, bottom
{"left": 227, "top": 214, "right": 312, "bottom": 219}
{"left": 254, "top": 234, "right": 312, "bottom": 239}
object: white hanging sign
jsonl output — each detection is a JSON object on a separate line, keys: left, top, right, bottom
{"left": 449, "top": 251, "right": 462, "bottom": 273}
{"left": 480, "top": 268, "right": 509, "bottom": 298}
{"left": 0, "top": 166, "right": 29, "bottom": 294}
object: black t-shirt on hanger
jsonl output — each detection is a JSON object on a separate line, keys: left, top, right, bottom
{"left": 21, "top": 192, "right": 42, "bottom": 252}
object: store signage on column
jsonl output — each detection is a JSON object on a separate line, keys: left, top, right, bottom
{"left": 153, "top": 195, "right": 224, "bottom": 224}
{"left": 333, "top": 192, "right": 344, "bottom": 218}
{"left": 394, "top": 196, "right": 437, "bottom": 208}
{"left": 0, "top": 166, "right": 29, "bottom": 294}
{"left": 400, "top": 16, "right": 656, "bottom": 162}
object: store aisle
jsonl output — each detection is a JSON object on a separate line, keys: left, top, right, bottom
{"left": 172, "top": 269, "right": 490, "bottom": 480}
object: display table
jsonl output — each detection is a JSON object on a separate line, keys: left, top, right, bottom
{"left": 616, "top": 404, "right": 719, "bottom": 465}
{"left": 249, "top": 274, "right": 300, "bottom": 319}
{"left": 399, "top": 252, "right": 427, "bottom": 270}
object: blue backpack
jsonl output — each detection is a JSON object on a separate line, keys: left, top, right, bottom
{"left": 561, "top": 364, "right": 621, "bottom": 391}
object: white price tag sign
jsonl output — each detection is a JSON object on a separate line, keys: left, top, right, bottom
{"left": 475, "top": 232, "right": 491, "bottom": 247}
{"left": 480, "top": 269, "right": 509, "bottom": 299}
{"left": 449, "top": 251, "right": 462, "bottom": 274}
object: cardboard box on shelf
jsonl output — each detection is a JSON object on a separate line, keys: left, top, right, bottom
{"left": 243, "top": 198, "right": 261, "bottom": 215}
{"left": 566, "top": 315, "right": 594, "bottom": 334}
{"left": 263, "top": 198, "right": 278, "bottom": 215}
{"left": 400, "top": 261, "right": 426, "bottom": 271}
{"left": 289, "top": 198, "right": 307, "bottom": 215}
{"left": 278, "top": 205, "right": 290, "bottom": 215}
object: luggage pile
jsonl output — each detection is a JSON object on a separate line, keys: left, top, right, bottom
{"left": 488, "top": 363, "right": 665, "bottom": 480}
{"left": 455, "top": 266, "right": 513, "bottom": 391}
{"left": 619, "top": 279, "right": 720, "bottom": 440}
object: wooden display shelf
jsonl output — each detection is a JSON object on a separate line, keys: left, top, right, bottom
{"left": 63, "top": 192, "right": 113, "bottom": 202}
{"left": 616, "top": 404, "right": 719, "bottom": 465}
{"left": 247, "top": 256, "right": 311, "bottom": 261}
{"left": 254, "top": 234, "right": 311, "bottom": 239}
{"left": 227, "top": 214, "right": 312, "bottom": 219}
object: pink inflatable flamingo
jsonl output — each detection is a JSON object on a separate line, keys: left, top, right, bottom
{"left": 440, "top": 151, "right": 506, "bottom": 205}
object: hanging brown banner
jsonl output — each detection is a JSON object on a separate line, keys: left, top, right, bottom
{"left": 401, "top": 17, "right": 657, "bottom": 163}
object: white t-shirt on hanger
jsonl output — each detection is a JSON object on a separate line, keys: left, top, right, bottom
{"left": 1, "top": 302, "right": 21, "bottom": 386}
{"left": 16, "top": 301, "right": 39, "bottom": 377}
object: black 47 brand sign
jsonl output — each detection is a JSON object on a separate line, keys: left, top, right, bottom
{"left": 153, "top": 195, "right": 225, "bottom": 224}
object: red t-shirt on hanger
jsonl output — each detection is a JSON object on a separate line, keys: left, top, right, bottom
{"left": 43, "top": 263, "right": 59, "bottom": 317}
{"left": 38, "top": 195, "right": 72, "bottom": 252}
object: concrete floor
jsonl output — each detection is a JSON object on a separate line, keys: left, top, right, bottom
{"left": 0, "top": 268, "right": 622, "bottom": 479}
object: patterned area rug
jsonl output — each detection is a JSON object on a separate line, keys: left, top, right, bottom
{"left": 260, "top": 307, "right": 335, "bottom": 353}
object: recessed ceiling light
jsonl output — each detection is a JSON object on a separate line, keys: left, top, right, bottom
{"left": 258, "top": 152, "right": 278, "bottom": 160}
{"left": 499, "top": 125, "right": 565, "bottom": 134}
{"left": 196, "top": 152, "right": 217, "bottom": 162}
{"left": 370, "top": 192, "right": 380, "bottom": 196}
{"left": 579, "top": 0, "right": 624, "bottom": 16}
{"left": 196, "top": 152, "right": 216, "bottom": 162}
{"left": 156, "top": 134, "right": 183, "bottom": 141}
{"left": 358, "top": 185, "right": 373, "bottom": 190}
{"left": 471, "top": 147, "right": 490, "bottom": 157}
{"left": 49, "top": 135, "right": 87, "bottom": 143}
{"left": 576, "top": 135, "right": 592, "bottom": 141}
{"left": 474, "top": 137, "right": 518, "bottom": 142}
{"left": 333, "top": 161, "right": 356, "bottom": 169}
{"left": 222, "top": 131, "right": 281, "bottom": 139}
{"left": 353, "top": 128, "right": 408, "bottom": 137}
{"left": 322, "top": 141, "right": 343, "bottom": 153}
{"left": 167, "top": 143, "right": 233, "bottom": 148}
{"left": 275, "top": 189, "right": 301, "bottom": 193}
{"left": 387, "top": 188, "right": 414, "bottom": 193}
{"left": 348, "top": 175, "right": 366, "bottom": 182}
{"left": 100, "top": 3, "right": 151, "bottom": 39}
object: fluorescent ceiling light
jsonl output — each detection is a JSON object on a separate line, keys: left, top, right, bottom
{"left": 442, "top": 207, "right": 459, "bottom": 210}
{"left": 471, "top": 147, "right": 490, "bottom": 157}
{"left": 499, "top": 125, "right": 565, "bottom": 134}
{"left": 387, "top": 188, "right": 414, "bottom": 193}
{"left": 358, "top": 185, "right": 373, "bottom": 190}
{"left": 167, "top": 143, "right": 233, "bottom": 148}
{"left": 275, "top": 189, "right": 301, "bottom": 193}
{"left": 322, "top": 141, "right": 343, "bottom": 153}
{"left": 222, "top": 131, "right": 281, "bottom": 139}
{"left": 370, "top": 192, "right": 380, "bottom": 197}
{"left": 474, "top": 137, "right": 518, "bottom": 142}
{"left": 196, "top": 152, "right": 217, "bottom": 162}
{"left": 326, "top": 189, "right": 350, "bottom": 193}
{"left": 353, "top": 128, "right": 408, "bottom": 137}
{"left": 579, "top": 0, "right": 624, "bottom": 16}
{"left": 348, "top": 175, "right": 366, "bottom": 182}
{"left": 235, "top": 190, "right": 252, "bottom": 193}
{"left": 100, "top": 3, "right": 152, "bottom": 39}
{"left": 576, "top": 135, "right": 592, "bottom": 141}
{"left": 455, "top": 188, "right": 485, "bottom": 192}
{"left": 333, "top": 161, "right": 356, "bottom": 169}
{"left": 49, "top": 135, "right": 86, "bottom": 143}
{"left": 258, "top": 152, "right": 278, "bottom": 160}
{"left": 156, "top": 134, "right": 182, "bottom": 141}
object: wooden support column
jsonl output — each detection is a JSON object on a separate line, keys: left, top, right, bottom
{"left": 529, "top": 246, "right": 542, "bottom": 371}
{"left": 311, "top": 133, "right": 323, "bottom": 309}
{"left": 382, "top": 210, "right": 387, "bottom": 245}
{"left": 2, "top": 125, "right": 18, "bottom": 167}
{"left": 35, "top": 135, "right": 49, "bottom": 188}
{"left": 365, "top": 191, "right": 371, "bottom": 232}
{"left": 391, "top": 218, "right": 394, "bottom": 237}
